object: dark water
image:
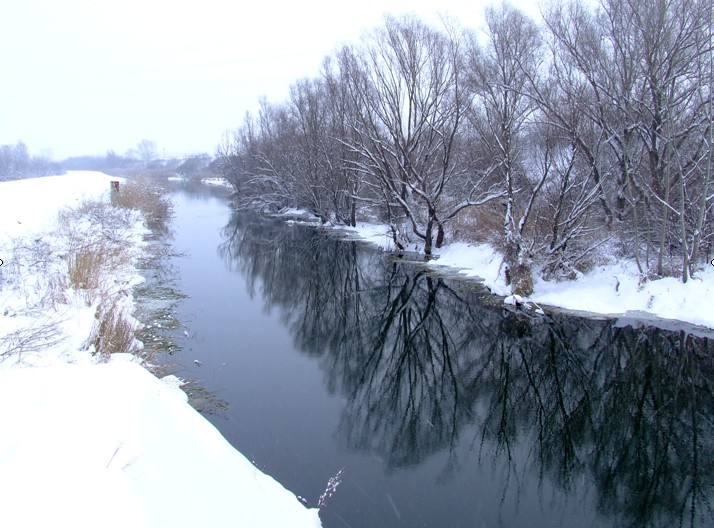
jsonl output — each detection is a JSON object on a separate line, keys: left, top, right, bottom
{"left": 166, "top": 182, "right": 714, "bottom": 528}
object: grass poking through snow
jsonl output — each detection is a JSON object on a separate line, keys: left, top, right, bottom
{"left": 1, "top": 177, "right": 171, "bottom": 363}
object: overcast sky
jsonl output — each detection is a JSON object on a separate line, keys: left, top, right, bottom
{"left": 0, "top": 0, "right": 541, "bottom": 160}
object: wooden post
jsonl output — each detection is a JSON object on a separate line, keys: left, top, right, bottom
{"left": 110, "top": 181, "right": 120, "bottom": 204}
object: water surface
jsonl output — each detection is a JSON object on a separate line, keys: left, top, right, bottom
{"left": 165, "top": 181, "right": 713, "bottom": 528}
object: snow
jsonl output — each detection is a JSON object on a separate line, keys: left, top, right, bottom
{"left": 0, "top": 359, "right": 321, "bottom": 528}
{"left": 0, "top": 172, "right": 322, "bottom": 528}
{"left": 0, "top": 171, "right": 115, "bottom": 239}
{"left": 334, "top": 221, "right": 404, "bottom": 252}
{"left": 336, "top": 221, "right": 714, "bottom": 329}
{"left": 1, "top": 172, "right": 147, "bottom": 365}
{"left": 424, "top": 241, "right": 511, "bottom": 296}
{"left": 530, "top": 260, "right": 714, "bottom": 329}
{"left": 201, "top": 176, "right": 232, "bottom": 188}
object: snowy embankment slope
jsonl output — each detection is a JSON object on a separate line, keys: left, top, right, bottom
{"left": 335, "top": 221, "right": 714, "bottom": 329}
{"left": 0, "top": 357, "right": 321, "bottom": 528}
{"left": 0, "top": 172, "right": 321, "bottom": 528}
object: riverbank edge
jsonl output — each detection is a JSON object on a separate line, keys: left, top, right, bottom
{"left": 122, "top": 178, "right": 323, "bottom": 526}
{"left": 115, "top": 177, "right": 324, "bottom": 525}
{"left": 0, "top": 172, "right": 322, "bottom": 528}
{"left": 266, "top": 208, "right": 714, "bottom": 333}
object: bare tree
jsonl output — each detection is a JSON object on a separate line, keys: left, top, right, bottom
{"left": 286, "top": 77, "right": 346, "bottom": 221}
{"left": 321, "top": 56, "right": 366, "bottom": 226}
{"left": 216, "top": 2, "right": 713, "bottom": 285}
{"left": 136, "top": 139, "right": 158, "bottom": 168}
{"left": 544, "top": 0, "right": 714, "bottom": 280}
{"left": 529, "top": 119, "right": 608, "bottom": 279}
{"left": 517, "top": 11, "right": 615, "bottom": 279}
{"left": 0, "top": 142, "right": 61, "bottom": 180}
{"left": 630, "top": 0, "right": 713, "bottom": 280}
{"left": 466, "top": 3, "right": 543, "bottom": 294}
{"left": 340, "top": 16, "right": 502, "bottom": 254}
{"left": 0, "top": 142, "right": 30, "bottom": 179}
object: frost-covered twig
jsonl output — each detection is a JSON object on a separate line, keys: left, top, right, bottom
{"left": 317, "top": 467, "right": 344, "bottom": 510}
{"left": 0, "top": 318, "right": 65, "bottom": 362}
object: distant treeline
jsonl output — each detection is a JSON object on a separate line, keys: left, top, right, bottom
{"left": 215, "top": 0, "right": 714, "bottom": 292}
{"left": 60, "top": 151, "right": 143, "bottom": 171}
{"left": 0, "top": 142, "right": 62, "bottom": 181}
{"left": 0, "top": 141, "right": 216, "bottom": 180}
{"left": 62, "top": 149, "right": 215, "bottom": 178}
{"left": 61, "top": 150, "right": 213, "bottom": 177}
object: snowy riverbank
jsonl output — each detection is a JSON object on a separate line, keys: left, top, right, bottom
{"left": 0, "top": 172, "right": 322, "bottom": 528}
{"left": 328, "top": 220, "right": 714, "bottom": 330}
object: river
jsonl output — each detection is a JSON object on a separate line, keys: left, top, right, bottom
{"left": 162, "top": 180, "right": 713, "bottom": 528}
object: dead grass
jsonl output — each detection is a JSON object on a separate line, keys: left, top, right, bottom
{"left": 3, "top": 236, "right": 69, "bottom": 311}
{"left": 67, "top": 244, "right": 104, "bottom": 291}
{"left": 450, "top": 204, "right": 503, "bottom": 244}
{"left": 73, "top": 181, "right": 173, "bottom": 358}
{"left": 89, "top": 297, "right": 138, "bottom": 357}
{"left": 2, "top": 178, "right": 171, "bottom": 363}
{"left": 69, "top": 238, "right": 131, "bottom": 281}
{"left": 58, "top": 198, "right": 138, "bottom": 243}
{"left": 54, "top": 196, "right": 143, "bottom": 307}
{"left": 113, "top": 178, "right": 172, "bottom": 234}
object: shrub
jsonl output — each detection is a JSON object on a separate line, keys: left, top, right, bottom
{"left": 2, "top": 179, "right": 166, "bottom": 363}
{"left": 89, "top": 297, "right": 138, "bottom": 357}
{"left": 451, "top": 204, "right": 503, "bottom": 244}
{"left": 113, "top": 178, "right": 172, "bottom": 234}
{"left": 0, "top": 319, "right": 64, "bottom": 363}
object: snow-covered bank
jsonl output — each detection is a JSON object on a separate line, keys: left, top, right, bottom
{"left": 201, "top": 176, "right": 232, "bottom": 188}
{"left": 332, "top": 221, "right": 714, "bottom": 329}
{"left": 0, "top": 358, "right": 321, "bottom": 528}
{"left": 0, "top": 172, "right": 321, "bottom": 527}
{"left": 0, "top": 171, "right": 117, "bottom": 239}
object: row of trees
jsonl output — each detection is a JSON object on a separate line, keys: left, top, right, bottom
{"left": 216, "top": 0, "right": 714, "bottom": 293}
{"left": 0, "top": 142, "right": 62, "bottom": 181}
{"left": 62, "top": 139, "right": 162, "bottom": 171}
{"left": 62, "top": 141, "right": 213, "bottom": 177}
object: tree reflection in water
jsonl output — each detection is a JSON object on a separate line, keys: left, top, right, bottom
{"left": 220, "top": 212, "right": 714, "bottom": 527}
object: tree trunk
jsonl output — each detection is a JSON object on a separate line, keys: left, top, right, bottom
{"left": 435, "top": 222, "right": 445, "bottom": 248}
{"left": 424, "top": 218, "right": 434, "bottom": 256}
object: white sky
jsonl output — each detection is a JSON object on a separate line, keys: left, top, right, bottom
{"left": 0, "top": 0, "right": 541, "bottom": 160}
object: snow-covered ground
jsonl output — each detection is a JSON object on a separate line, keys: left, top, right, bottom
{"left": 201, "top": 176, "right": 232, "bottom": 188}
{"left": 334, "top": 221, "right": 714, "bottom": 330}
{"left": 0, "top": 172, "right": 321, "bottom": 528}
